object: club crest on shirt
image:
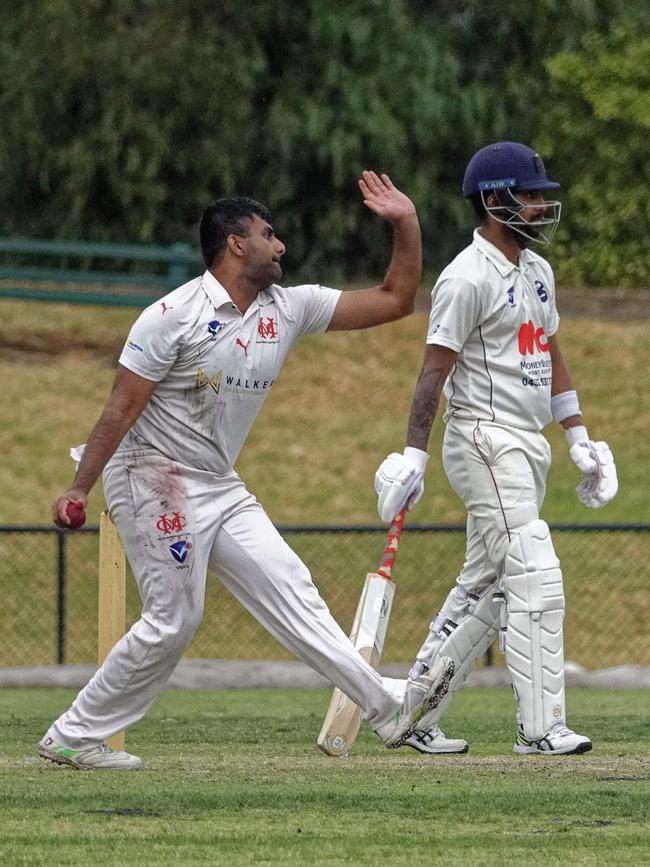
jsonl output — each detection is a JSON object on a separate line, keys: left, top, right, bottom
{"left": 257, "top": 316, "right": 279, "bottom": 343}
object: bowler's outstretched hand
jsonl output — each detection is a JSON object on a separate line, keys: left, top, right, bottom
{"left": 359, "top": 171, "right": 416, "bottom": 222}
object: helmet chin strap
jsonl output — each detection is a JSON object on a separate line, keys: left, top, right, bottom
{"left": 482, "top": 188, "right": 561, "bottom": 245}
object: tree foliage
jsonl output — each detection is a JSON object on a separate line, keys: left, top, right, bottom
{"left": 539, "top": 28, "right": 650, "bottom": 287}
{"left": 0, "top": 0, "right": 645, "bottom": 284}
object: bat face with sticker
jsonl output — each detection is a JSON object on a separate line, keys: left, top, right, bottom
{"left": 317, "top": 509, "right": 406, "bottom": 757}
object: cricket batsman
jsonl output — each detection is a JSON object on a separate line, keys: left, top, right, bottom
{"left": 374, "top": 142, "right": 618, "bottom": 756}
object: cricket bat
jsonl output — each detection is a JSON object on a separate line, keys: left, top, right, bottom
{"left": 317, "top": 508, "right": 407, "bottom": 757}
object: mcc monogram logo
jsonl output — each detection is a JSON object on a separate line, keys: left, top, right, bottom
{"left": 257, "top": 317, "right": 279, "bottom": 340}
{"left": 156, "top": 512, "right": 186, "bottom": 534}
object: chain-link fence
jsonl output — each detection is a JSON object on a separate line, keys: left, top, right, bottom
{"left": 2, "top": 524, "right": 648, "bottom": 670}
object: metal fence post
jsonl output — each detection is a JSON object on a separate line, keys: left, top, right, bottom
{"left": 56, "top": 530, "right": 66, "bottom": 665}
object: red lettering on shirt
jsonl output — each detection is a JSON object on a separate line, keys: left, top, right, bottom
{"left": 518, "top": 320, "right": 549, "bottom": 355}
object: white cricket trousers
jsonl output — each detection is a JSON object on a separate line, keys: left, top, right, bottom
{"left": 48, "top": 449, "right": 400, "bottom": 750}
{"left": 431, "top": 416, "right": 551, "bottom": 621}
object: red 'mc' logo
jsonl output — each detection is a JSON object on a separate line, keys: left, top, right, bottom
{"left": 156, "top": 512, "right": 186, "bottom": 534}
{"left": 258, "top": 317, "right": 278, "bottom": 339}
{"left": 518, "top": 320, "right": 549, "bottom": 355}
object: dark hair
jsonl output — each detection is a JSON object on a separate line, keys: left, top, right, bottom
{"left": 199, "top": 196, "right": 272, "bottom": 268}
{"left": 468, "top": 192, "right": 487, "bottom": 223}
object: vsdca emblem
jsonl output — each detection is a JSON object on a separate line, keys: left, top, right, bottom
{"left": 169, "top": 540, "right": 192, "bottom": 563}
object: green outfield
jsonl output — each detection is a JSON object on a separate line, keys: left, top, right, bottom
{"left": 1, "top": 687, "right": 648, "bottom": 866}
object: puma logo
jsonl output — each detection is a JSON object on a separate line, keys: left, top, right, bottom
{"left": 235, "top": 338, "right": 249, "bottom": 356}
{"left": 161, "top": 302, "right": 173, "bottom": 315}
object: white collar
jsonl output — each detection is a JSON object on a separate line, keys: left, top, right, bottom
{"left": 201, "top": 270, "right": 275, "bottom": 314}
{"left": 472, "top": 228, "right": 534, "bottom": 277}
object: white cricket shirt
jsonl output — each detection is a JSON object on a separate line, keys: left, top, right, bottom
{"left": 118, "top": 270, "right": 341, "bottom": 472}
{"left": 427, "top": 229, "right": 560, "bottom": 432}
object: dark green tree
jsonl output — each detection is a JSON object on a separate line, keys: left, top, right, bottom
{"left": 0, "top": 0, "right": 644, "bottom": 283}
{"left": 0, "top": 0, "right": 264, "bottom": 243}
{"left": 539, "top": 28, "right": 650, "bottom": 287}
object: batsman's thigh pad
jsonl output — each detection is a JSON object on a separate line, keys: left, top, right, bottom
{"left": 414, "top": 585, "right": 501, "bottom": 729}
{"left": 503, "top": 520, "right": 565, "bottom": 739}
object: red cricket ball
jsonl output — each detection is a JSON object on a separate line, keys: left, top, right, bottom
{"left": 66, "top": 501, "right": 86, "bottom": 530}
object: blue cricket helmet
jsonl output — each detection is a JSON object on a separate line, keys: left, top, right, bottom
{"left": 462, "top": 141, "right": 560, "bottom": 198}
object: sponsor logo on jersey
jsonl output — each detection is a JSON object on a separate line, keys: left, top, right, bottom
{"left": 169, "top": 539, "right": 192, "bottom": 564}
{"left": 156, "top": 512, "right": 186, "bottom": 534}
{"left": 506, "top": 286, "right": 516, "bottom": 307}
{"left": 257, "top": 316, "right": 279, "bottom": 342}
{"left": 518, "top": 320, "right": 549, "bottom": 355}
{"left": 126, "top": 340, "right": 144, "bottom": 353}
{"left": 160, "top": 302, "right": 173, "bottom": 315}
{"left": 196, "top": 367, "right": 222, "bottom": 394}
{"left": 207, "top": 320, "right": 224, "bottom": 338}
{"left": 235, "top": 338, "right": 249, "bottom": 356}
{"left": 224, "top": 374, "right": 275, "bottom": 391}
{"left": 535, "top": 280, "right": 549, "bottom": 302}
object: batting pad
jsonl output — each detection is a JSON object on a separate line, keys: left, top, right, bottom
{"left": 503, "top": 520, "right": 566, "bottom": 739}
{"left": 416, "top": 585, "right": 501, "bottom": 730}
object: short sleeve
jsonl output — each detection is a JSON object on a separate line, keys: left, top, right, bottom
{"left": 287, "top": 284, "right": 342, "bottom": 336}
{"left": 426, "top": 276, "right": 483, "bottom": 351}
{"left": 118, "top": 302, "right": 182, "bottom": 382}
{"left": 545, "top": 268, "right": 560, "bottom": 337}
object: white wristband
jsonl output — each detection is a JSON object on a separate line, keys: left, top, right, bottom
{"left": 404, "top": 446, "right": 430, "bottom": 472}
{"left": 551, "top": 390, "right": 581, "bottom": 423}
{"left": 565, "top": 425, "right": 589, "bottom": 447}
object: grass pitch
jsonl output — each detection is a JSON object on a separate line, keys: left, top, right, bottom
{"left": 1, "top": 687, "right": 648, "bottom": 866}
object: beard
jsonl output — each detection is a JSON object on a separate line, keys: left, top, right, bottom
{"left": 246, "top": 259, "right": 283, "bottom": 289}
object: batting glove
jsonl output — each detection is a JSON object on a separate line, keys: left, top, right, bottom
{"left": 566, "top": 426, "right": 618, "bottom": 508}
{"left": 375, "top": 447, "right": 429, "bottom": 523}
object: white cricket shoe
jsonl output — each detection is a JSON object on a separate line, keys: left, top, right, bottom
{"left": 513, "top": 723, "right": 592, "bottom": 756}
{"left": 37, "top": 737, "right": 144, "bottom": 770}
{"left": 375, "top": 656, "right": 455, "bottom": 749}
{"left": 404, "top": 725, "right": 469, "bottom": 754}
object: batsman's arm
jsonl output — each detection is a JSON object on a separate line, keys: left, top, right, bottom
{"left": 548, "top": 336, "right": 582, "bottom": 431}
{"left": 52, "top": 365, "right": 157, "bottom": 527}
{"left": 406, "top": 344, "right": 458, "bottom": 451}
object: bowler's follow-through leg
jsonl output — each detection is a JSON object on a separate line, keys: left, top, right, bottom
{"left": 37, "top": 513, "right": 142, "bottom": 770}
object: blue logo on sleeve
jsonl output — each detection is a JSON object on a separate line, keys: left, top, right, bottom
{"left": 535, "top": 281, "right": 548, "bottom": 302}
{"left": 169, "top": 540, "right": 192, "bottom": 563}
{"left": 208, "top": 320, "right": 224, "bottom": 338}
{"left": 506, "top": 286, "right": 516, "bottom": 307}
